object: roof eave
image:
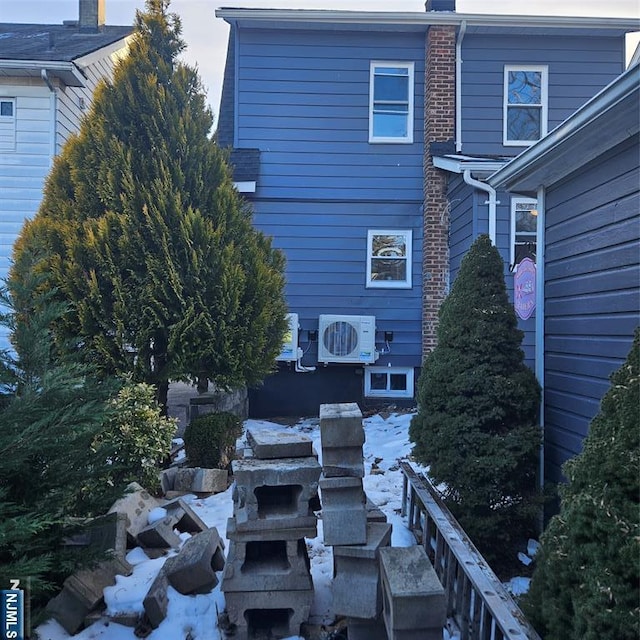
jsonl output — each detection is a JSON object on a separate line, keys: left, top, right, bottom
{"left": 0, "top": 59, "right": 86, "bottom": 86}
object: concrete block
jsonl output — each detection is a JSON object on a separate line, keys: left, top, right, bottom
{"left": 332, "top": 523, "right": 392, "bottom": 619}
{"left": 191, "top": 467, "right": 228, "bottom": 493}
{"left": 231, "top": 456, "right": 321, "bottom": 527}
{"left": 322, "top": 446, "right": 364, "bottom": 478}
{"left": 348, "top": 616, "right": 389, "bottom": 640}
{"left": 319, "top": 402, "right": 364, "bottom": 448}
{"left": 163, "top": 497, "right": 209, "bottom": 534}
{"left": 221, "top": 538, "right": 312, "bottom": 593}
{"left": 46, "top": 588, "right": 94, "bottom": 635}
{"left": 143, "top": 568, "right": 169, "bottom": 628}
{"left": 159, "top": 467, "right": 178, "bottom": 494}
{"left": 108, "top": 482, "right": 160, "bottom": 543}
{"left": 224, "top": 588, "right": 313, "bottom": 640}
{"left": 63, "top": 512, "right": 128, "bottom": 561}
{"left": 174, "top": 468, "right": 197, "bottom": 492}
{"left": 136, "top": 516, "right": 181, "bottom": 549}
{"left": 246, "top": 428, "right": 313, "bottom": 459}
{"left": 379, "top": 546, "right": 446, "bottom": 634}
{"left": 226, "top": 516, "right": 317, "bottom": 542}
{"left": 366, "top": 497, "right": 387, "bottom": 523}
{"left": 320, "top": 475, "right": 367, "bottom": 546}
{"left": 64, "top": 556, "right": 132, "bottom": 610}
{"left": 164, "top": 527, "right": 225, "bottom": 595}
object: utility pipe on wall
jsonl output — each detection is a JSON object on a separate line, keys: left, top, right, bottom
{"left": 463, "top": 169, "right": 497, "bottom": 245}
{"left": 455, "top": 20, "right": 467, "bottom": 153}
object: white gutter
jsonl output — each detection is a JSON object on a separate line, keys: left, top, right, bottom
{"left": 1, "top": 60, "right": 86, "bottom": 87}
{"left": 535, "top": 186, "right": 545, "bottom": 490}
{"left": 455, "top": 20, "right": 466, "bottom": 152}
{"left": 463, "top": 169, "right": 497, "bottom": 245}
{"left": 215, "top": 9, "right": 639, "bottom": 31}
{"left": 41, "top": 69, "right": 57, "bottom": 166}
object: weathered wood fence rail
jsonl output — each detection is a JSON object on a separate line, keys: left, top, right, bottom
{"left": 400, "top": 461, "right": 542, "bottom": 640}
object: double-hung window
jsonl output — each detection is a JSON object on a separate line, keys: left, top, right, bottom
{"left": 369, "top": 62, "right": 414, "bottom": 143}
{"left": 366, "top": 230, "right": 412, "bottom": 288}
{"left": 511, "top": 197, "right": 538, "bottom": 270}
{"left": 0, "top": 98, "right": 16, "bottom": 152}
{"left": 503, "top": 65, "right": 548, "bottom": 146}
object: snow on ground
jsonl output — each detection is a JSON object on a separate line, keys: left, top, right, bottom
{"left": 35, "top": 409, "right": 523, "bottom": 640}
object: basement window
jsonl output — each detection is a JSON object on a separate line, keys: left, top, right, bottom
{"left": 365, "top": 366, "right": 414, "bottom": 398}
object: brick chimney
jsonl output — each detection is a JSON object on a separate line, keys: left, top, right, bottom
{"left": 79, "top": 0, "right": 106, "bottom": 32}
{"left": 422, "top": 20, "right": 456, "bottom": 357}
{"left": 425, "top": 0, "right": 456, "bottom": 10}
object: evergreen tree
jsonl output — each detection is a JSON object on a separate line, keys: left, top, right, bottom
{"left": 409, "top": 234, "right": 541, "bottom": 572}
{"left": 525, "top": 329, "right": 640, "bottom": 640}
{"left": 10, "top": 0, "right": 287, "bottom": 410}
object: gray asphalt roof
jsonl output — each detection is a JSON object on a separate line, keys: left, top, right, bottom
{"left": 0, "top": 23, "right": 132, "bottom": 62}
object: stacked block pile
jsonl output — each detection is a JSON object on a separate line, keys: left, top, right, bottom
{"left": 319, "top": 402, "right": 447, "bottom": 640}
{"left": 221, "top": 427, "right": 321, "bottom": 640}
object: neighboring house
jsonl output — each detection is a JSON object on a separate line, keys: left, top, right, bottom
{"left": 216, "top": 1, "right": 639, "bottom": 424}
{"left": 488, "top": 63, "right": 640, "bottom": 483}
{"left": 0, "top": 0, "right": 132, "bottom": 347}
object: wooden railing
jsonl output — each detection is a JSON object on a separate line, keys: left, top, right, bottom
{"left": 400, "top": 461, "right": 542, "bottom": 640}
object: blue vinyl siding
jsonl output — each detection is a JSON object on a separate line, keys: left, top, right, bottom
{"left": 237, "top": 26, "right": 425, "bottom": 372}
{"left": 460, "top": 33, "right": 625, "bottom": 156}
{"left": 544, "top": 135, "right": 640, "bottom": 483}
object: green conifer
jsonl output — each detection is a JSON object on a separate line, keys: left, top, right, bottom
{"left": 10, "top": 0, "right": 287, "bottom": 410}
{"left": 409, "top": 234, "right": 541, "bottom": 572}
{"left": 525, "top": 329, "right": 640, "bottom": 640}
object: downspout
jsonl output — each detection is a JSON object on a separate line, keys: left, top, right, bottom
{"left": 463, "top": 169, "right": 497, "bottom": 244}
{"left": 232, "top": 21, "right": 239, "bottom": 148}
{"left": 455, "top": 20, "right": 466, "bottom": 152}
{"left": 41, "top": 69, "right": 57, "bottom": 165}
{"left": 535, "top": 186, "right": 546, "bottom": 490}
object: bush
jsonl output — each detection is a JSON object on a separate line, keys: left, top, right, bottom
{"left": 409, "top": 234, "right": 541, "bottom": 574}
{"left": 184, "top": 411, "right": 243, "bottom": 469}
{"left": 93, "top": 381, "right": 177, "bottom": 492}
{"left": 524, "top": 328, "right": 640, "bottom": 640}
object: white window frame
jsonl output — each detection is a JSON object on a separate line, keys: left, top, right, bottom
{"left": 369, "top": 61, "right": 414, "bottom": 144}
{"left": 366, "top": 229, "right": 412, "bottom": 289}
{"left": 364, "top": 366, "right": 415, "bottom": 398}
{"left": 503, "top": 65, "right": 548, "bottom": 147}
{"left": 510, "top": 197, "right": 538, "bottom": 270}
{"left": 0, "top": 98, "right": 16, "bottom": 152}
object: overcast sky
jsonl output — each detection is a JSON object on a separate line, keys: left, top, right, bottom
{"left": 2, "top": 0, "right": 638, "bottom": 123}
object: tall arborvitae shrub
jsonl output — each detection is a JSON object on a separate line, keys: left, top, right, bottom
{"left": 524, "top": 329, "right": 640, "bottom": 640}
{"left": 409, "top": 234, "right": 541, "bottom": 572}
{"left": 10, "top": 0, "right": 287, "bottom": 411}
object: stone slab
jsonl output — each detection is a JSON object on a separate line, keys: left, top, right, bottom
{"left": 379, "top": 546, "right": 446, "bottom": 632}
{"left": 107, "top": 482, "right": 159, "bottom": 543}
{"left": 164, "top": 527, "right": 225, "bottom": 595}
{"left": 221, "top": 538, "right": 313, "bottom": 592}
{"left": 366, "top": 497, "right": 387, "bottom": 523}
{"left": 246, "top": 427, "right": 313, "bottom": 459}
{"left": 224, "top": 588, "right": 313, "bottom": 640}
{"left": 319, "top": 402, "right": 364, "bottom": 448}
{"left": 191, "top": 467, "right": 228, "bottom": 493}
{"left": 232, "top": 513, "right": 319, "bottom": 535}
{"left": 226, "top": 516, "right": 317, "bottom": 542}
{"left": 142, "top": 568, "right": 169, "bottom": 628}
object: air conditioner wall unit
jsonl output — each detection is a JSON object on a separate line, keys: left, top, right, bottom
{"left": 276, "top": 312, "right": 299, "bottom": 362}
{"left": 318, "top": 314, "right": 378, "bottom": 364}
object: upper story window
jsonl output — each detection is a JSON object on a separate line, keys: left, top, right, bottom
{"left": 369, "top": 62, "right": 414, "bottom": 144}
{"left": 366, "top": 230, "right": 412, "bottom": 288}
{"left": 503, "top": 66, "right": 548, "bottom": 146}
{"left": 511, "top": 197, "right": 538, "bottom": 270}
{"left": 0, "top": 98, "right": 16, "bottom": 152}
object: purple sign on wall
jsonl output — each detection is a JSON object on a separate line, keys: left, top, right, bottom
{"left": 514, "top": 257, "right": 536, "bottom": 320}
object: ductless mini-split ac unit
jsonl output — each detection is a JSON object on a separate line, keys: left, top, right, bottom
{"left": 318, "top": 314, "right": 378, "bottom": 364}
{"left": 276, "top": 313, "right": 299, "bottom": 362}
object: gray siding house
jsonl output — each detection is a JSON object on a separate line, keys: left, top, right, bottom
{"left": 0, "top": 0, "right": 132, "bottom": 348}
{"left": 489, "top": 62, "right": 640, "bottom": 483}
